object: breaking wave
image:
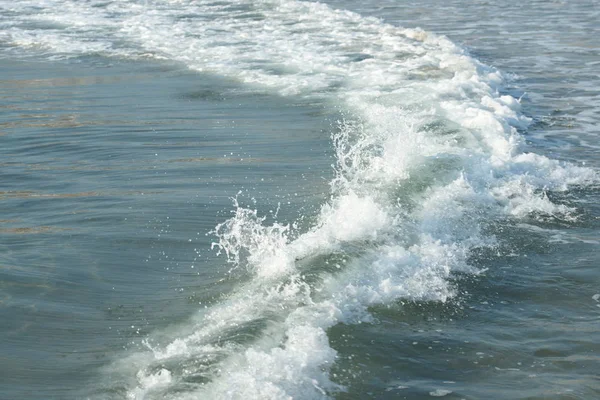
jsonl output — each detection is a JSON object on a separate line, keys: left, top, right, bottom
{"left": 2, "top": 0, "right": 595, "bottom": 398}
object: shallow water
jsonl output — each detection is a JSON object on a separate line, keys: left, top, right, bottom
{"left": 1, "top": 0, "right": 599, "bottom": 399}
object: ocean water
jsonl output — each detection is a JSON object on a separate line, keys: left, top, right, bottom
{"left": 1, "top": 0, "right": 599, "bottom": 399}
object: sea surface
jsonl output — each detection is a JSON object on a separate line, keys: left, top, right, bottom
{"left": 1, "top": 0, "right": 599, "bottom": 399}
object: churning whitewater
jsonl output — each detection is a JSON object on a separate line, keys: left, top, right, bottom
{"left": 1, "top": 0, "right": 596, "bottom": 398}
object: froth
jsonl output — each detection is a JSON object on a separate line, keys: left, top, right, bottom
{"left": 5, "top": 0, "right": 595, "bottom": 398}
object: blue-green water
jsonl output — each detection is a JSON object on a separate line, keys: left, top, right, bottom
{"left": 1, "top": 1, "right": 599, "bottom": 399}
{"left": 1, "top": 57, "right": 334, "bottom": 397}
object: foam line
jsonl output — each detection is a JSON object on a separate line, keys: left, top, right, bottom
{"left": 2, "top": 1, "right": 595, "bottom": 398}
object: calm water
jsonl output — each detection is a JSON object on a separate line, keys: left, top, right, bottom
{"left": 1, "top": 1, "right": 599, "bottom": 399}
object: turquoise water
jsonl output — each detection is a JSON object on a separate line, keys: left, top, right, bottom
{"left": 1, "top": 0, "right": 599, "bottom": 399}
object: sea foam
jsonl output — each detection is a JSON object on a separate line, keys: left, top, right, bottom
{"left": 2, "top": 0, "right": 595, "bottom": 398}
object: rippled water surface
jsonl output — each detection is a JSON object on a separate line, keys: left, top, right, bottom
{"left": 1, "top": 0, "right": 599, "bottom": 399}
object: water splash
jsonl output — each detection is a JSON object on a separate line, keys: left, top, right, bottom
{"left": 3, "top": 0, "right": 595, "bottom": 398}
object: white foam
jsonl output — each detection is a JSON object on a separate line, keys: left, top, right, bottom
{"left": 430, "top": 389, "right": 453, "bottom": 397}
{"left": 289, "top": 191, "right": 390, "bottom": 259}
{"left": 4, "top": 0, "right": 596, "bottom": 398}
{"left": 128, "top": 368, "right": 172, "bottom": 400}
